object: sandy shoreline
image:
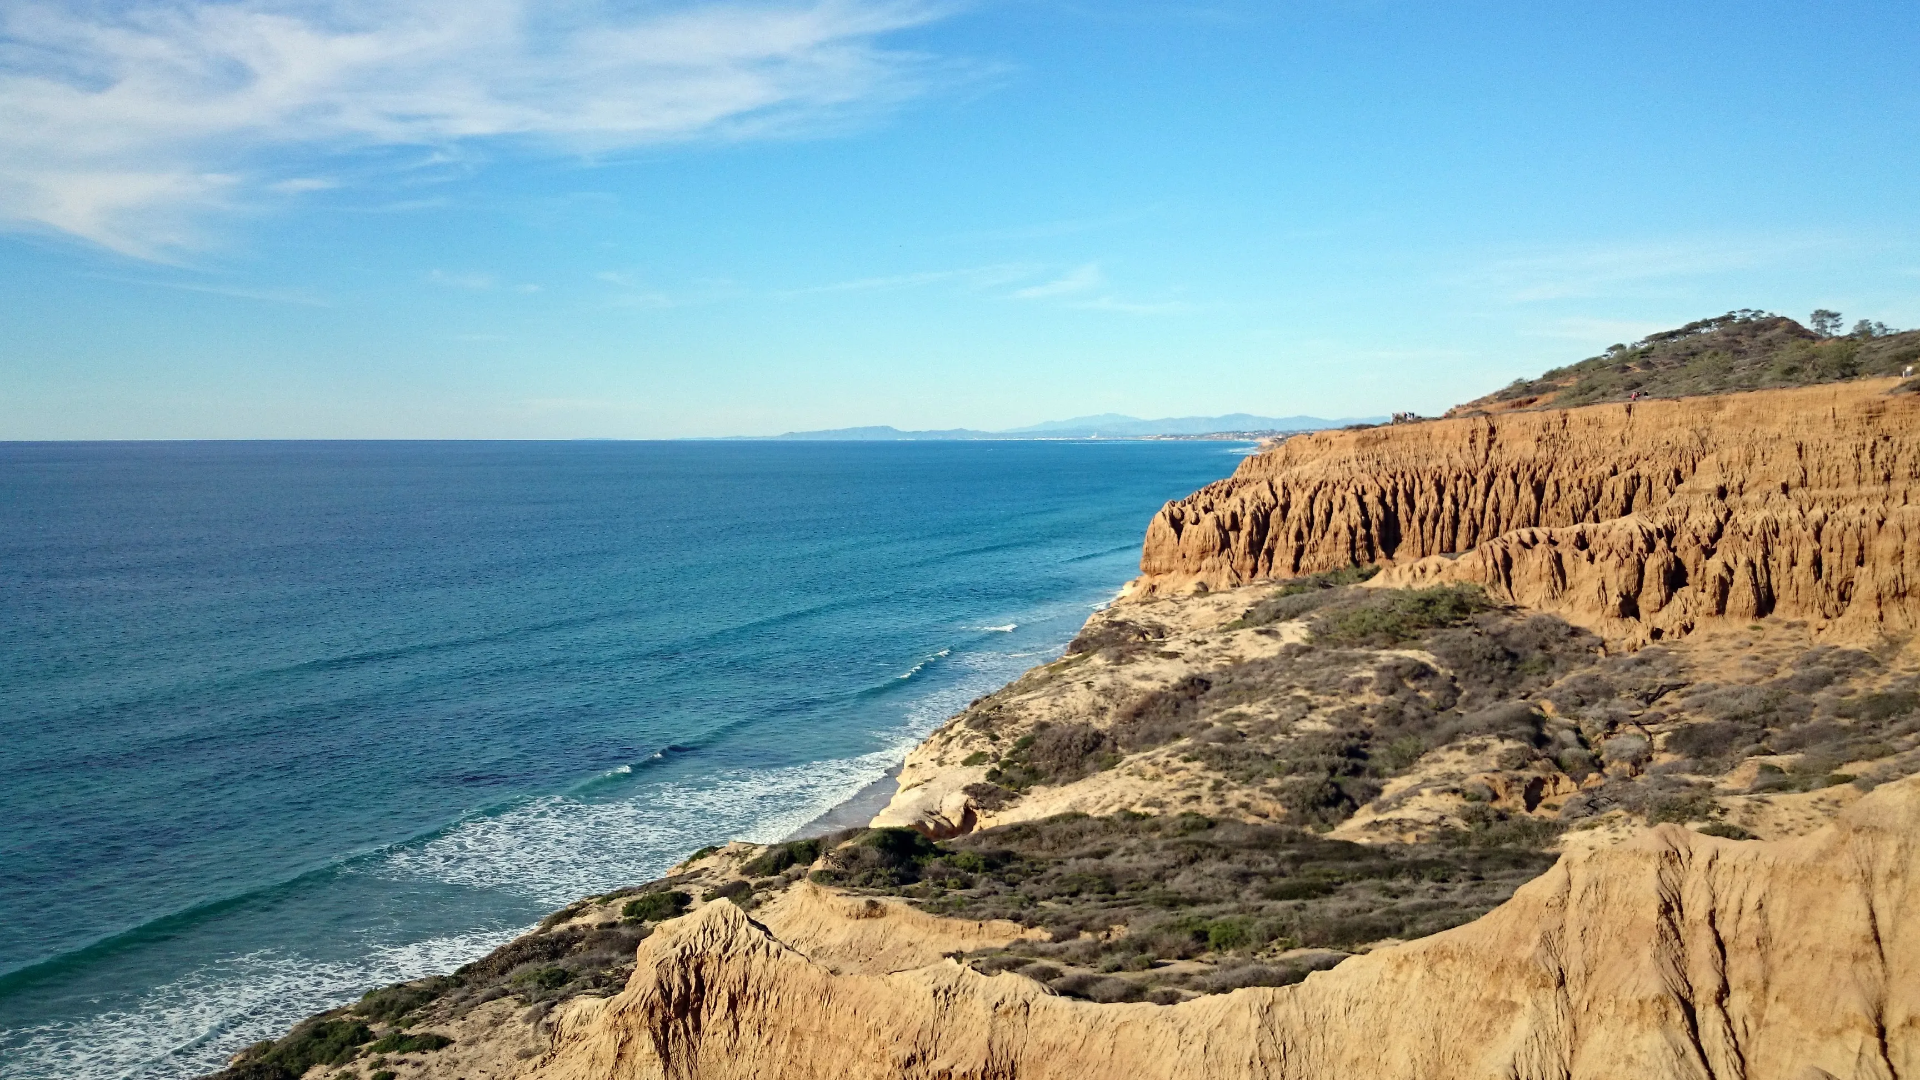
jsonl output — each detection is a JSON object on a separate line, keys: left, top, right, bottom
{"left": 783, "top": 765, "right": 902, "bottom": 840}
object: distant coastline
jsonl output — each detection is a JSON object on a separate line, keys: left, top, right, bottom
{"left": 724, "top": 411, "right": 1388, "bottom": 442}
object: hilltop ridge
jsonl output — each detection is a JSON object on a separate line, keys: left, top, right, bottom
{"left": 1453, "top": 310, "right": 1919, "bottom": 415}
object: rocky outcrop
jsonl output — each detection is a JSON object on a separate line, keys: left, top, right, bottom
{"left": 528, "top": 775, "right": 1920, "bottom": 1080}
{"left": 1133, "top": 378, "right": 1920, "bottom": 641}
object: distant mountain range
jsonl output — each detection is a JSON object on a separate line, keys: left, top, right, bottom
{"left": 756, "top": 413, "right": 1383, "bottom": 441}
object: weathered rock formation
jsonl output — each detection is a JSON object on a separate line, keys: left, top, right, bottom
{"left": 528, "top": 775, "right": 1920, "bottom": 1080}
{"left": 1133, "top": 378, "right": 1920, "bottom": 641}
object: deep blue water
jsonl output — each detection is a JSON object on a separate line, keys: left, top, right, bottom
{"left": 0, "top": 439, "right": 1241, "bottom": 1079}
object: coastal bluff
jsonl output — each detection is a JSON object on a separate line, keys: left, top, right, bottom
{"left": 1131, "top": 378, "right": 1920, "bottom": 641}
{"left": 535, "top": 776, "right": 1920, "bottom": 1080}
{"left": 213, "top": 366, "right": 1920, "bottom": 1080}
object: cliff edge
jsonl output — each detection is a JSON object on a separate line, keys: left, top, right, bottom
{"left": 531, "top": 775, "right": 1920, "bottom": 1080}
{"left": 212, "top": 345, "right": 1920, "bottom": 1080}
{"left": 1132, "top": 378, "right": 1920, "bottom": 642}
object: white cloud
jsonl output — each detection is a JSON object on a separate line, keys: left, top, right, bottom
{"left": 86, "top": 272, "right": 329, "bottom": 305}
{"left": 1521, "top": 316, "right": 1669, "bottom": 343}
{"left": 1067, "top": 295, "right": 1191, "bottom": 315}
{"left": 1007, "top": 262, "right": 1193, "bottom": 314}
{"left": 1012, "top": 261, "right": 1102, "bottom": 299}
{"left": 1466, "top": 236, "right": 1839, "bottom": 303}
{"left": 0, "top": 0, "right": 951, "bottom": 257}
{"left": 782, "top": 262, "right": 1036, "bottom": 295}
{"left": 267, "top": 177, "right": 337, "bottom": 193}
{"left": 426, "top": 268, "right": 496, "bottom": 289}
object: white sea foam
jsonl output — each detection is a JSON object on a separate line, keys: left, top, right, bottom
{"left": 0, "top": 928, "right": 519, "bottom": 1080}
{"left": 376, "top": 742, "right": 925, "bottom": 906}
{"left": 978, "top": 623, "right": 1017, "bottom": 632}
{"left": 896, "top": 647, "right": 951, "bottom": 679}
{"left": 7, "top": 631, "right": 1061, "bottom": 1080}
{"left": 379, "top": 642, "right": 1043, "bottom": 907}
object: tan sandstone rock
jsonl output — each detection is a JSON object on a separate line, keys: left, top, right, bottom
{"left": 1130, "top": 379, "right": 1920, "bottom": 642}
{"left": 527, "top": 775, "right": 1920, "bottom": 1080}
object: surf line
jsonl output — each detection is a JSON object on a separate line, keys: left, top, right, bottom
{"left": 898, "top": 648, "right": 953, "bottom": 680}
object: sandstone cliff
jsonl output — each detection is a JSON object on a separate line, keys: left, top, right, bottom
{"left": 1132, "top": 379, "right": 1920, "bottom": 642}
{"left": 217, "top": 374, "right": 1920, "bottom": 1080}
{"left": 528, "top": 775, "right": 1920, "bottom": 1080}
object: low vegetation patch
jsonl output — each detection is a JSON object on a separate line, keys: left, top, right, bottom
{"left": 366, "top": 1031, "right": 453, "bottom": 1054}
{"left": 213, "top": 909, "right": 658, "bottom": 1080}
{"left": 225, "top": 1018, "right": 373, "bottom": 1080}
{"left": 1307, "top": 585, "right": 1493, "bottom": 646}
{"left": 1228, "top": 565, "right": 1381, "bottom": 629}
{"left": 1067, "top": 617, "right": 1168, "bottom": 656}
{"left": 824, "top": 812, "right": 1554, "bottom": 1002}
{"left": 1479, "top": 310, "right": 1919, "bottom": 409}
{"left": 740, "top": 839, "right": 821, "bottom": 878}
{"left": 621, "top": 889, "right": 690, "bottom": 922}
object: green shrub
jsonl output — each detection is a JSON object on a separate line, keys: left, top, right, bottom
{"left": 740, "top": 839, "right": 820, "bottom": 878}
{"left": 353, "top": 978, "right": 454, "bottom": 1024}
{"left": 811, "top": 827, "right": 943, "bottom": 888}
{"left": 509, "top": 966, "right": 570, "bottom": 992}
{"left": 372, "top": 1072, "right": 397, "bottom": 1080}
{"left": 961, "top": 751, "right": 992, "bottom": 767}
{"left": 538, "top": 900, "right": 591, "bottom": 930}
{"left": 1645, "top": 791, "right": 1719, "bottom": 824}
{"left": 1230, "top": 566, "right": 1381, "bottom": 629}
{"left": 366, "top": 1032, "right": 453, "bottom": 1055}
{"left": 1204, "top": 916, "right": 1256, "bottom": 952}
{"left": 226, "top": 1018, "right": 373, "bottom": 1080}
{"left": 1310, "top": 586, "right": 1492, "bottom": 646}
{"left": 1478, "top": 312, "right": 1920, "bottom": 408}
{"left": 621, "top": 889, "right": 690, "bottom": 922}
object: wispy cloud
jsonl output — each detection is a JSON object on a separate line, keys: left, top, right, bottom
{"left": 0, "top": 0, "right": 953, "bottom": 258}
{"left": 1010, "top": 262, "right": 1193, "bottom": 314}
{"left": 1066, "top": 295, "right": 1192, "bottom": 315}
{"left": 1012, "top": 262, "right": 1102, "bottom": 299}
{"left": 782, "top": 262, "right": 1037, "bottom": 296}
{"left": 770, "top": 259, "right": 1192, "bottom": 313}
{"left": 84, "top": 272, "right": 328, "bottom": 306}
{"left": 595, "top": 270, "right": 745, "bottom": 308}
{"left": 426, "top": 269, "right": 496, "bottom": 290}
{"left": 1521, "top": 316, "right": 1671, "bottom": 343}
{"left": 427, "top": 269, "right": 539, "bottom": 292}
{"left": 1466, "top": 235, "right": 1840, "bottom": 303}
{"left": 267, "top": 178, "right": 338, "bottom": 194}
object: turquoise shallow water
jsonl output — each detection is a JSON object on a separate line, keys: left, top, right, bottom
{"left": 0, "top": 439, "right": 1241, "bottom": 1079}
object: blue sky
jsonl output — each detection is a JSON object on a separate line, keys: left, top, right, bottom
{"left": 1, "top": 0, "right": 1916, "bottom": 438}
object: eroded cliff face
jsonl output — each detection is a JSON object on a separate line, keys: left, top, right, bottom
{"left": 1133, "top": 379, "right": 1920, "bottom": 641}
{"left": 529, "top": 776, "right": 1920, "bottom": 1080}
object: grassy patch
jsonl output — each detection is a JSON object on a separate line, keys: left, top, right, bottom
{"left": 831, "top": 812, "right": 1554, "bottom": 1000}
{"left": 366, "top": 1031, "right": 453, "bottom": 1055}
{"left": 1229, "top": 566, "right": 1382, "bottom": 629}
{"left": 1309, "top": 585, "right": 1493, "bottom": 646}
{"left": 1477, "top": 311, "right": 1919, "bottom": 409}
{"left": 740, "top": 839, "right": 820, "bottom": 878}
{"left": 621, "top": 889, "right": 691, "bottom": 922}
{"left": 810, "top": 827, "right": 943, "bottom": 888}
{"left": 225, "top": 1018, "right": 373, "bottom": 1080}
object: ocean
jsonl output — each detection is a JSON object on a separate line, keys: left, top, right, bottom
{"left": 0, "top": 439, "right": 1240, "bottom": 1079}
